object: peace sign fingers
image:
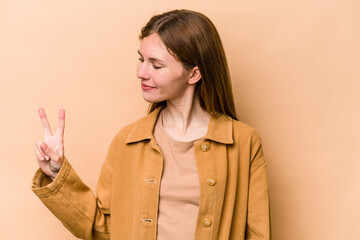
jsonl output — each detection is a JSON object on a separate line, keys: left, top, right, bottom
{"left": 38, "top": 107, "right": 53, "bottom": 137}
{"left": 35, "top": 108, "right": 66, "bottom": 178}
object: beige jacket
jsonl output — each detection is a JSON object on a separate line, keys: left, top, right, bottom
{"left": 32, "top": 107, "right": 271, "bottom": 239}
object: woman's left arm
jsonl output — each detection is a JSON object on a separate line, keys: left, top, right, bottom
{"left": 246, "top": 132, "right": 271, "bottom": 240}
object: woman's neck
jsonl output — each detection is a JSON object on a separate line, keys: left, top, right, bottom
{"left": 162, "top": 93, "right": 210, "bottom": 142}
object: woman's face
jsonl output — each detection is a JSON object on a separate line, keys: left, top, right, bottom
{"left": 137, "top": 33, "right": 194, "bottom": 103}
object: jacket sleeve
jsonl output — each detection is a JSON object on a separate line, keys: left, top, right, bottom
{"left": 31, "top": 140, "right": 116, "bottom": 240}
{"left": 246, "top": 131, "right": 271, "bottom": 240}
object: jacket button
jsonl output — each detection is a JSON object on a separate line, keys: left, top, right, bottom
{"left": 201, "top": 143, "right": 210, "bottom": 152}
{"left": 203, "top": 217, "right": 212, "bottom": 227}
{"left": 207, "top": 177, "right": 216, "bottom": 186}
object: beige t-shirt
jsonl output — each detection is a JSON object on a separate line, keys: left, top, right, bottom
{"left": 154, "top": 113, "right": 201, "bottom": 240}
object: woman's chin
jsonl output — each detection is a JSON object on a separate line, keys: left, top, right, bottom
{"left": 142, "top": 97, "right": 159, "bottom": 103}
{"left": 142, "top": 93, "right": 163, "bottom": 103}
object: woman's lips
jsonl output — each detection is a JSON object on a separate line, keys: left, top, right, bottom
{"left": 141, "top": 83, "right": 156, "bottom": 90}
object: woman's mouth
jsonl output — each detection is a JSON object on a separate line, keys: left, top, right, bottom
{"left": 141, "top": 83, "right": 156, "bottom": 90}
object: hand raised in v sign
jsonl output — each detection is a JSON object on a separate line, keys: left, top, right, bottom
{"left": 35, "top": 108, "right": 65, "bottom": 180}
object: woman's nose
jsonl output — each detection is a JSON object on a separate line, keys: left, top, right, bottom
{"left": 137, "top": 62, "right": 150, "bottom": 80}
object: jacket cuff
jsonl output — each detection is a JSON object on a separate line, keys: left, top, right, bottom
{"left": 31, "top": 157, "right": 71, "bottom": 197}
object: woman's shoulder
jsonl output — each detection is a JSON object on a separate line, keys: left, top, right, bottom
{"left": 111, "top": 109, "right": 161, "bottom": 144}
{"left": 208, "top": 114, "right": 262, "bottom": 145}
{"left": 231, "top": 118, "right": 262, "bottom": 143}
{"left": 112, "top": 120, "right": 140, "bottom": 141}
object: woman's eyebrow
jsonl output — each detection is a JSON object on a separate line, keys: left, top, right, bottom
{"left": 137, "top": 50, "right": 165, "bottom": 64}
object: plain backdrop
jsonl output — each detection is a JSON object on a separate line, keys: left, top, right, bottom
{"left": 1, "top": 0, "right": 359, "bottom": 239}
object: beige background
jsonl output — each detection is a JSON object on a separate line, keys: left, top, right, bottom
{"left": 1, "top": 0, "right": 359, "bottom": 239}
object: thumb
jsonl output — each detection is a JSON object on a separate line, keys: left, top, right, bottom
{"left": 40, "top": 142, "right": 61, "bottom": 161}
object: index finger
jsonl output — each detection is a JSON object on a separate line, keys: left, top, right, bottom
{"left": 38, "top": 107, "right": 52, "bottom": 137}
{"left": 55, "top": 108, "right": 65, "bottom": 137}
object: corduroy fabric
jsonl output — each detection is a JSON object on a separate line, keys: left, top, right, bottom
{"left": 32, "top": 107, "right": 271, "bottom": 240}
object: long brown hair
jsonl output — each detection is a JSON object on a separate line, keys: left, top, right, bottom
{"left": 139, "top": 9, "right": 238, "bottom": 120}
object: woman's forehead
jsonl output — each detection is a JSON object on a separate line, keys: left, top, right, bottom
{"left": 139, "top": 34, "right": 177, "bottom": 63}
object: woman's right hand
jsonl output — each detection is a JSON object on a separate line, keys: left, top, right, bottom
{"left": 35, "top": 108, "right": 65, "bottom": 180}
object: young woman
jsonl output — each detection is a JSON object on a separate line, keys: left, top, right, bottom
{"left": 32, "top": 9, "right": 271, "bottom": 240}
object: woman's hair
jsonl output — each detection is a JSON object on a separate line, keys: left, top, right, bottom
{"left": 140, "top": 9, "right": 238, "bottom": 120}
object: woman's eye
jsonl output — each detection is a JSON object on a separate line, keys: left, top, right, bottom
{"left": 153, "top": 65, "right": 161, "bottom": 69}
{"left": 138, "top": 58, "right": 144, "bottom": 62}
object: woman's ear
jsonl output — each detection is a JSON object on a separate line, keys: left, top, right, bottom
{"left": 187, "top": 67, "right": 201, "bottom": 85}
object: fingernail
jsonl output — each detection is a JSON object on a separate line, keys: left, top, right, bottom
{"left": 40, "top": 143, "right": 47, "bottom": 151}
{"left": 45, "top": 156, "right": 50, "bottom": 160}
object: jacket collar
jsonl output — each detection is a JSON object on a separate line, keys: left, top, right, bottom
{"left": 125, "top": 107, "right": 233, "bottom": 144}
